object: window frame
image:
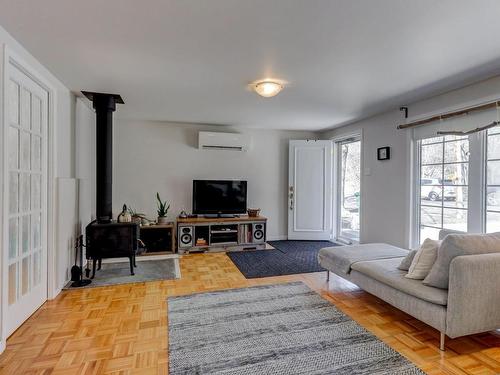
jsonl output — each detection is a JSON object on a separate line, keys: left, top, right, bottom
{"left": 412, "top": 132, "right": 487, "bottom": 247}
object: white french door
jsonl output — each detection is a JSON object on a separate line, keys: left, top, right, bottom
{"left": 288, "top": 140, "right": 332, "bottom": 240}
{"left": 3, "top": 62, "right": 49, "bottom": 336}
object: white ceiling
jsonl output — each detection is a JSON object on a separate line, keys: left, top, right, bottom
{"left": 2, "top": 0, "right": 500, "bottom": 130}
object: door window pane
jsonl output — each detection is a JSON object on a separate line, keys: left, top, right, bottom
{"left": 487, "top": 161, "right": 500, "bottom": 185}
{"left": 21, "top": 215, "right": 30, "bottom": 254}
{"left": 9, "top": 126, "right": 19, "bottom": 169}
{"left": 20, "top": 173, "right": 30, "bottom": 212}
{"left": 32, "top": 135, "right": 41, "bottom": 171}
{"left": 488, "top": 134, "right": 500, "bottom": 160}
{"left": 420, "top": 226, "right": 441, "bottom": 241}
{"left": 9, "top": 172, "right": 19, "bottom": 214}
{"left": 33, "top": 213, "right": 41, "bottom": 249}
{"left": 420, "top": 206, "right": 442, "bottom": 228}
{"left": 421, "top": 143, "right": 443, "bottom": 165}
{"left": 443, "top": 208, "right": 467, "bottom": 231}
{"left": 338, "top": 139, "right": 361, "bottom": 241}
{"left": 487, "top": 212, "right": 500, "bottom": 233}
{"left": 31, "top": 174, "right": 41, "bottom": 210}
{"left": 8, "top": 264, "right": 17, "bottom": 305}
{"left": 443, "top": 186, "right": 468, "bottom": 209}
{"left": 9, "top": 218, "right": 18, "bottom": 260}
{"left": 33, "top": 250, "right": 41, "bottom": 287}
{"left": 31, "top": 96, "right": 41, "bottom": 133}
{"left": 9, "top": 80, "right": 19, "bottom": 124}
{"left": 444, "top": 139, "right": 469, "bottom": 163}
{"left": 444, "top": 163, "right": 468, "bottom": 185}
{"left": 20, "top": 131, "right": 30, "bottom": 170}
{"left": 22, "top": 256, "right": 30, "bottom": 296}
{"left": 20, "top": 88, "right": 31, "bottom": 129}
{"left": 421, "top": 165, "right": 442, "bottom": 180}
{"left": 487, "top": 186, "right": 500, "bottom": 212}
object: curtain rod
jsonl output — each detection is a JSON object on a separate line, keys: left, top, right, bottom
{"left": 397, "top": 101, "right": 500, "bottom": 130}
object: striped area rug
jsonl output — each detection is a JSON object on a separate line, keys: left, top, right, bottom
{"left": 168, "top": 282, "right": 424, "bottom": 375}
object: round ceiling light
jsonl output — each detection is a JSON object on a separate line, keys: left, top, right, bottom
{"left": 253, "top": 80, "right": 284, "bottom": 98}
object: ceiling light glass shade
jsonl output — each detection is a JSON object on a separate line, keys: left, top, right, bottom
{"left": 253, "top": 80, "right": 283, "bottom": 98}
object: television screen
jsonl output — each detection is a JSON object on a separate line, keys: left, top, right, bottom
{"left": 193, "top": 180, "right": 247, "bottom": 215}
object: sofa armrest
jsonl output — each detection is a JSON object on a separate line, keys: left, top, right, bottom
{"left": 446, "top": 253, "right": 500, "bottom": 338}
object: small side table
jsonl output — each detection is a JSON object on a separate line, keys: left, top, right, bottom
{"left": 140, "top": 223, "right": 176, "bottom": 254}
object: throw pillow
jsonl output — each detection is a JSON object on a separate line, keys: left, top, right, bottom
{"left": 405, "top": 239, "right": 441, "bottom": 280}
{"left": 397, "top": 250, "right": 417, "bottom": 271}
{"left": 423, "top": 232, "right": 500, "bottom": 289}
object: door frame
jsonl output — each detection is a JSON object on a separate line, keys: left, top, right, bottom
{"left": 1, "top": 46, "right": 58, "bottom": 349}
{"left": 330, "top": 130, "right": 363, "bottom": 244}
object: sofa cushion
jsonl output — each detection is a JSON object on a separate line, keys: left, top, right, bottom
{"left": 405, "top": 239, "right": 440, "bottom": 280}
{"left": 318, "top": 243, "right": 408, "bottom": 275}
{"left": 423, "top": 232, "right": 500, "bottom": 289}
{"left": 439, "top": 229, "right": 466, "bottom": 240}
{"left": 397, "top": 249, "right": 417, "bottom": 271}
{"left": 351, "top": 258, "right": 448, "bottom": 305}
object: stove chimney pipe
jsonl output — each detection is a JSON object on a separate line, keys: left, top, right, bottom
{"left": 82, "top": 91, "right": 124, "bottom": 223}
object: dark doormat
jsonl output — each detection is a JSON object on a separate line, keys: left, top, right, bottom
{"left": 227, "top": 240, "right": 337, "bottom": 278}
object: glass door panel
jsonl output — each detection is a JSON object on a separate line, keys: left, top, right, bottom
{"left": 336, "top": 138, "right": 361, "bottom": 242}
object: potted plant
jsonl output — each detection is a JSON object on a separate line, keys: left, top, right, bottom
{"left": 128, "top": 206, "right": 147, "bottom": 225}
{"left": 156, "top": 192, "right": 170, "bottom": 224}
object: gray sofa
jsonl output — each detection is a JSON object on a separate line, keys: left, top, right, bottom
{"left": 318, "top": 229, "right": 500, "bottom": 351}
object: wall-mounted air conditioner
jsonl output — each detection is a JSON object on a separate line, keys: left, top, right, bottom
{"left": 198, "top": 131, "right": 250, "bottom": 151}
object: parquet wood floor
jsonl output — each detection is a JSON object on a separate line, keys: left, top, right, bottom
{"left": 0, "top": 252, "right": 499, "bottom": 374}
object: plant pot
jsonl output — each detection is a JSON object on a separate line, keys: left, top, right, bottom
{"left": 157, "top": 216, "right": 169, "bottom": 225}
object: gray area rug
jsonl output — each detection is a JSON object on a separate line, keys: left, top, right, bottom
{"left": 64, "top": 258, "right": 180, "bottom": 289}
{"left": 168, "top": 282, "right": 424, "bottom": 375}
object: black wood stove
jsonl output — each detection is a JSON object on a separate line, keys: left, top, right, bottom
{"left": 82, "top": 91, "right": 139, "bottom": 278}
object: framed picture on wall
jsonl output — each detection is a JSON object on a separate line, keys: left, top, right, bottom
{"left": 377, "top": 146, "right": 391, "bottom": 161}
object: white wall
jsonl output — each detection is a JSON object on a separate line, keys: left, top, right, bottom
{"left": 0, "top": 24, "right": 77, "bottom": 352}
{"left": 75, "top": 98, "right": 96, "bottom": 228}
{"left": 113, "top": 120, "right": 316, "bottom": 240}
{"left": 321, "top": 74, "right": 500, "bottom": 248}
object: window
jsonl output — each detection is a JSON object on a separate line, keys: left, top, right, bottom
{"left": 418, "top": 136, "right": 469, "bottom": 242}
{"left": 412, "top": 106, "right": 500, "bottom": 244}
{"left": 487, "top": 127, "right": 500, "bottom": 233}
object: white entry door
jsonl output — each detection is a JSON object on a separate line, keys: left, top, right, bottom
{"left": 4, "top": 62, "right": 49, "bottom": 336}
{"left": 288, "top": 140, "right": 332, "bottom": 240}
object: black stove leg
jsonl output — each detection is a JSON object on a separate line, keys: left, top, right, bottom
{"left": 91, "top": 258, "right": 97, "bottom": 279}
{"left": 129, "top": 257, "right": 135, "bottom": 275}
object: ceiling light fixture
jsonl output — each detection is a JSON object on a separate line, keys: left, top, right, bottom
{"left": 253, "top": 80, "right": 284, "bottom": 98}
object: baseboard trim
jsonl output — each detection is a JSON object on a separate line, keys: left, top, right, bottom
{"left": 49, "top": 287, "right": 62, "bottom": 300}
{"left": 0, "top": 338, "right": 6, "bottom": 354}
{"left": 267, "top": 235, "right": 288, "bottom": 241}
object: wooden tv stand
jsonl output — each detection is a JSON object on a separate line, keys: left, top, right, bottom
{"left": 177, "top": 216, "right": 267, "bottom": 254}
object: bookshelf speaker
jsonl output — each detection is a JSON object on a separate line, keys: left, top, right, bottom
{"left": 179, "top": 226, "right": 193, "bottom": 248}
{"left": 252, "top": 223, "right": 265, "bottom": 244}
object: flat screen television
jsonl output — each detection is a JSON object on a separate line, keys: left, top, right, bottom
{"left": 193, "top": 180, "right": 247, "bottom": 215}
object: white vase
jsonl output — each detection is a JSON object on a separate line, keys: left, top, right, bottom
{"left": 157, "top": 216, "right": 168, "bottom": 225}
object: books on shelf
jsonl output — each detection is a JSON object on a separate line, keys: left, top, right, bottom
{"left": 238, "top": 224, "right": 253, "bottom": 244}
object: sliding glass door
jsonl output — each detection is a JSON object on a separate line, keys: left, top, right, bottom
{"left": 336, "top": 137, "right": 361, "bottom": 242}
